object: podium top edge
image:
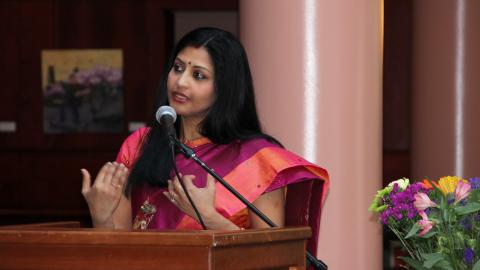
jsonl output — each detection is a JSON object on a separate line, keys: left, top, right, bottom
{"left": 0, "top": 226, "right": 311, "bottom": 247}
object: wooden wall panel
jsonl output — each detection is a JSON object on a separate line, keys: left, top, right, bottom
{"left": 0, "top": 153, "right": 21, "bottom": 209}
{"left": 383, "top": 0, "right": 412, "bottom": 152}
{"left": 16, "top": 1, "right": 56, "bottom": 149}
{"left": 383, "top": 0, "right": 412, "bottom": 183}
{"left": 16, "top": 152, "right": 113, "bottom": 210}
{"left": 0, "top": 2, "right": 19, "bottom": 121}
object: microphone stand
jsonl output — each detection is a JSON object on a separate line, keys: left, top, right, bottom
{"left": 172, "top": 137, "right": 328, "bottom": 270}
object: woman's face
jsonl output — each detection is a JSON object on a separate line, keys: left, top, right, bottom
{"left": 167, "top": 46, "right": 215, "bottom": 124}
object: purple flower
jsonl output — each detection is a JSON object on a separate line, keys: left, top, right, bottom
{"left": 380, "top": 182, "right": 428, "bottom": 225}
{"left": 464, "top": 248, "right": 474, "bottom": 264}
{"left": 469, "top": 177, "right": 480, "bottom": 190}
{"left": 407, "top": 208, "right": 416, "bottom": 219}
{"left": 460, "top": 216, "right": 472, "bottom": 232}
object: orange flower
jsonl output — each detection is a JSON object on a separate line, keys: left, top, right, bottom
{"left": 421, "top": 179, "right": 439, "bottom": 190}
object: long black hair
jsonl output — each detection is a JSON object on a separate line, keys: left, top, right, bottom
{"left": 126, "top": 27, "right": 280, "bottom": 195}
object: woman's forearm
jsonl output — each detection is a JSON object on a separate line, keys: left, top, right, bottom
{"left": 91, "top": 215, "right": 115, "bottom": 229}
{"left": 201, "top": 210, "right": 241, "bottom": 230}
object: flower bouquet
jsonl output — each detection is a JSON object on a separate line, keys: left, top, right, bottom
{"left": 369, "top": 176, "right": 480, "bottom": 269}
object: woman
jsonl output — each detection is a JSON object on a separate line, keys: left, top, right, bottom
{"left": 81, "top": 27, "right": 329, "bottom": 230}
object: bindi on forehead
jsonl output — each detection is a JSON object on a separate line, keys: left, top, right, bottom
{"left": 188, "top": 61, "right": 192, "bottom": 65}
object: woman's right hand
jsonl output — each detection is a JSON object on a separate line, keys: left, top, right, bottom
{"left": 81, "top": 162, "right": 129, "bottom": 228}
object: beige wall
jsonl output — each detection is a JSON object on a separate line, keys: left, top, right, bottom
{"left": 240, "top": 0, "right": 383, "bottom": 269}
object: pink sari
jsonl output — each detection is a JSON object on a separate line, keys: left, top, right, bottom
{"left": 116, "top": 127, "right": 329, "bottom": 230}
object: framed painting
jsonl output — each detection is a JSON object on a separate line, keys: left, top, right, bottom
{"left": 41, "top": 49, "right": 123, "bottom": 133}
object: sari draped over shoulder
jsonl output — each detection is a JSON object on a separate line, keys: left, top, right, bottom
{"left": 116, "top": 127, "right": 329, "bottom": 230}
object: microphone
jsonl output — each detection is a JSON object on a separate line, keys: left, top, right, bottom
{"left": 156, "top": 106, "right": 208, "bottom": 229}
{"left": 155, "top": 105, "right": 177, "bottom": 138}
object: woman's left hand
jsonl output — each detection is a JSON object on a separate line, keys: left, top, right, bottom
{"left": 164, "top": 174, "right": 217, "bottom": 222}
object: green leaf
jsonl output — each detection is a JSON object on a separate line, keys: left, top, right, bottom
{"left": 422, "top": 253, "right": 444, "bottom": 268}
{"left": 435, "top": 260, "right": 454, "bottom": 270}
{"left": 473, "top": 259, "right": 480, "bottom": 270}
{"left": 454, "top": 202, "right": 480, "bottom": 215}
{"left": 420, "top": 230, "right": 437, "bottom": 238}
{"left": 399, "top": 257, "right": 429, "bottom": 270}
{"left": 405, "top": 223, "right": 420, "bottom": 239}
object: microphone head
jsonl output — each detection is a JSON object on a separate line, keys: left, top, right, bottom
{"left": 155, "top": 106, "right": 177, "bottom": 124}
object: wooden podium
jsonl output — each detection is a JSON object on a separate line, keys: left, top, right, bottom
{"left": 0, "top": 222, "right": 311, "bottom": 270}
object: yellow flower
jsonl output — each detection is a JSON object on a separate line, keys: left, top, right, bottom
{"left": 438, "top": 176, "right": 462, "bottom": 195}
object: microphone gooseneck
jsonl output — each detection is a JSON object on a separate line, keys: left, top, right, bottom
{"left": 156, "top": 105, "right": 207, "bottom": 230}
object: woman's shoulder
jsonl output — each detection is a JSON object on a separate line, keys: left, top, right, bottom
{"left": 235, "top": 137, "right": 329, "bottom": 186}
{"left": 239, "top": 136, "right": 281, "bottom": 148}
{"left": 124, "top": 126, "right": 151, "bottom": 144}
{"left": 234, "top": 136, "right": 283, "bottom": 154}
{"left": 116, "top": 126, "right": 151, "bottom": 167}
{"left": 237, "top": 137, "right": 316, "bottom": 166}
{"left": 132, "top": 126, "right": 151, "bottom": 136}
